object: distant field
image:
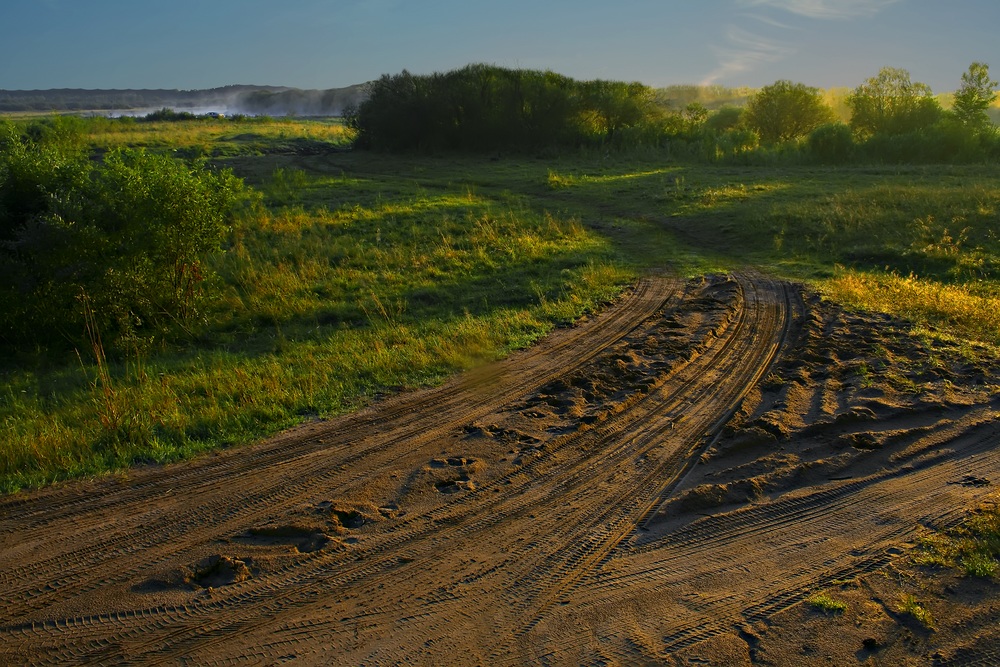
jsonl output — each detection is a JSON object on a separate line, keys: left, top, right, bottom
{"left": 1, "top": 117, "right": 998, "bottom": 493}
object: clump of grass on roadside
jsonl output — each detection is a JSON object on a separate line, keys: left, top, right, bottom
{"left": 807, "top": 592, "right": 848, "bottom": 615}
{"left": 896, "top": 594, "right": 935, "bottom": 630}
{"left": 914, "top": 497, "right": 1000, "bottom": 578}
{"left": 823, "top": 270, "right": 1000, "bottom": 347}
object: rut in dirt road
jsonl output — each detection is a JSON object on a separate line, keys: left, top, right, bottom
{"left": 3, "top": 272, "right": 997, "bottom": 665}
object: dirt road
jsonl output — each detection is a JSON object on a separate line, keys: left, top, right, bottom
{"left": 2, "top": 273, "right": 998, "bottom": 665}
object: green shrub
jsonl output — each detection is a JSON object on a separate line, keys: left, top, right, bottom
{"left": 807, "top": 592, "right": 848, "bottom": 614}
{"left": 808, "top": 122, "right": 855, "bottom": 163}
{"left": 0, "top": 128, "right": 251, "bottom": 351}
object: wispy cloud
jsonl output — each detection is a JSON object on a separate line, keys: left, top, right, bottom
{"left": 700, "top": 26, "right": 794, "bottom": 86}
{"left": 737, "top": 0, "right": 902, "bottom": 20}
{"left": 702, "top": 0, "right": 900, "bottom": 84}
{"left": 746, "top": 13, "right": 798, "bottom": 30}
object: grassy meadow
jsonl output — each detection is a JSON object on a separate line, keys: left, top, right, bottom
{"left": 2, "top": 118, "right": 999, "bottom": 493}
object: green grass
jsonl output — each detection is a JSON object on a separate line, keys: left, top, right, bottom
{"left": 896, "top": 594, "right": 936, "bottom": 630}
{"left": 0, "top": 131, "right": 633, "bottom": 493}
{"left": 914, "top": 497, "right": 1000, "bottom": 578}
{"left": 539, "top": 159, "right": 1000, "bottom": 346}
{"left": 806, "top": 592, "right": 848, "bottom": 615}
{"left": 83, "top": 115, "right": 355, "bottom": 158}
{"left": 2, "top": 118, "right": 1000, "bottom": 493}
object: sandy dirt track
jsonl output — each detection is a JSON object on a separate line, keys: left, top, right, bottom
{"left": 2, "top": 273, "right": 999, "bottom": 665}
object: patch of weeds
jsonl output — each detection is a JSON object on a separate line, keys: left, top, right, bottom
{"left": 807, "top": 592, "right": 848, "bottom": 615}
{"left": 856, "top": 361, "right": 876, "bottom": 388}
{"left": 913, "top": 496, "right": 1000, "bottom": 578}
{"left": 547, "top": 170, "right": 574, "bottom": 189}
{"left": 896, "top": 594, "right": 935, "bottom": 630}
{"left": 961, "top": 549, "right": 998, "bottom": 578}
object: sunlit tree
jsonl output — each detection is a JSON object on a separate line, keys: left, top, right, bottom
{"left": 744, "top": 80, "right": 834, "bottom": 143}
{"left": 847, "top": 67, "right": 942, "bottom": 137}
{"left": 953, "top": 62, "right": 998, "bottom": 130}
{"left": 580, "top": 80, "right": 657, "bottom": 144}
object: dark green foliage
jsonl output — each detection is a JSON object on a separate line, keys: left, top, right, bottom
{"left": 140, "top": 108, "right": 200, "bottom": 122}
{"left": 0, "top": 126, "right": 250, "bottom": 351}
{"left": 953, "top": 62, "right": 998, "bottom": 131}
{"left": 808, "top": 122, "right": 855, "bottom": 163}
{"left": 848, "top": 67, "right": 943, "bottom": 138}
{"left": 704, "top": 106, "right": 744, "bottom": 133}
{"left": 745, "top": 80, "right": 834, "bottom": 144}
{"left": 859, "top": 119, "right": 984, "bottom": 164}
{"left": 347, "top": 64, "right": 662, "bottom": 152}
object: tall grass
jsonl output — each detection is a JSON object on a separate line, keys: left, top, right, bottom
{"left": 75, "top": 115, "right": 354, "bottom": 156}
{"left": 4, "top": 120, "right": 1000, "bottom": 493}
{"left": 824, "top": 271, "right": 1000, "bottom": 346}
{"left": 0, "top": 150, "right": 631, "bottom": 493}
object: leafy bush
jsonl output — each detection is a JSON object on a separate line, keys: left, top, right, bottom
{"left": 0, "top": 126, "right": 250, "bottom": 351}
{"left": 744, "top": 80, "right": 834, "bottom": 144}
{"left": 848, "top": 67, "right": 943, "bottom": 138}
{"left": 808, "top": 122, "right": 855, "bottom": 164}
{"left": 140, "top": 108, "right": 199, "bottom": 122}
{"left": 859, "top": 120, "right": 983, "bottom": 163}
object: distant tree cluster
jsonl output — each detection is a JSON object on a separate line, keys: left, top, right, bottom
{"left": 0, "top": 118, "right": 250, "bottom": 351}
{"left": 347, "top": 64, "right": 664, "bottom": 151}
{"left": 350, "top": 62, "right": 999, "bottom": 164}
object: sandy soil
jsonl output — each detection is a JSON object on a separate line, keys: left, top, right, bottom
{"left": 1, "top": 273, "right": 998, "bottom": 665}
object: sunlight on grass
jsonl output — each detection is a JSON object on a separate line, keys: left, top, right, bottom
{"left": 914, "top": 495, "right": 1000, "bottom": 578}
{"left": 547, "top": 167, "right": 681, "bottom": 190}
{"left": 822, "top": 270, "right": 1000, "bottom": 346}
{"left": 0, "top": 169, "right": 632, "bottom": 492}
{"left": 5, "top": 120, "right": 1000, "bottom": 494}
{"left": 83, "top": 117, "right": 355, "bottom": 156}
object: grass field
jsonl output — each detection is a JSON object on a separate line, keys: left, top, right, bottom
{"left": 2, "top": 118, "right": 999, "bottom": 493}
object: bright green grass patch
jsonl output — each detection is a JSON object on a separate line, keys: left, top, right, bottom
{"left": 806, "top": 592, "right": 848, "bottom": 615}
{"left": 914, "top": 497, "right": 1000, "bottom": 578}
{"left": 83, "top": 116, "right": 355, "bottom": 156}
{"left": 896, "top": 594, "right": 936, "bottom": 630}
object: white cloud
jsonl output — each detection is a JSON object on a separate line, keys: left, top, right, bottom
{"left": 700, "top": 26, "right": 794, "bottom": 85}
{"left": 702, "top": 0, "right": 900, "bottom": 84}
{"left": 737, "top": 0, "right": 902, "bottom": 20}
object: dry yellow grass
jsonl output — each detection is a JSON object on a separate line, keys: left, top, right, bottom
{"left": 823, "top": 270, "right": 1000, "bottom": 346}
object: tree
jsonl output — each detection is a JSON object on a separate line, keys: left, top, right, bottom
{"left": 847, "top": 67, "right": 942, "bottom": 137}
{"left": 953, "top": 62, "right": 998, "bottom": 130}
{"left": 744, "top": 80, "right": 834, "bottom": 143}
{"left": 580, "top": 80, "right": 657, "bottom": 144}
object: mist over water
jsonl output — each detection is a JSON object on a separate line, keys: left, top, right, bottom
{"left": 0, "top": 85, "right": 368, "bottom": 117}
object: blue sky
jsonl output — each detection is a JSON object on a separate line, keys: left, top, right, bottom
{"left": 2, "top": 0, "right": 997, "bottom": 92}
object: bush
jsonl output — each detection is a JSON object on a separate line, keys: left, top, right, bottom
{"left": 808, "top": 122, "right": 855, "bottom": 164}
{"left": 0, "top": 128, "right": 250, "bottom": 351}
{"left": 860, "top": 121, "right": 983, "bottom": 163}
{"left": 140, "top": 108, "right": 199, "bottom": 122}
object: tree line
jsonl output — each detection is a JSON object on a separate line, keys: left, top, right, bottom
{"left": 348, "top": 63, "right": 999, "bottom": 163}
{"left": 347, "top": 64, "right": 664, "bottom": 151}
